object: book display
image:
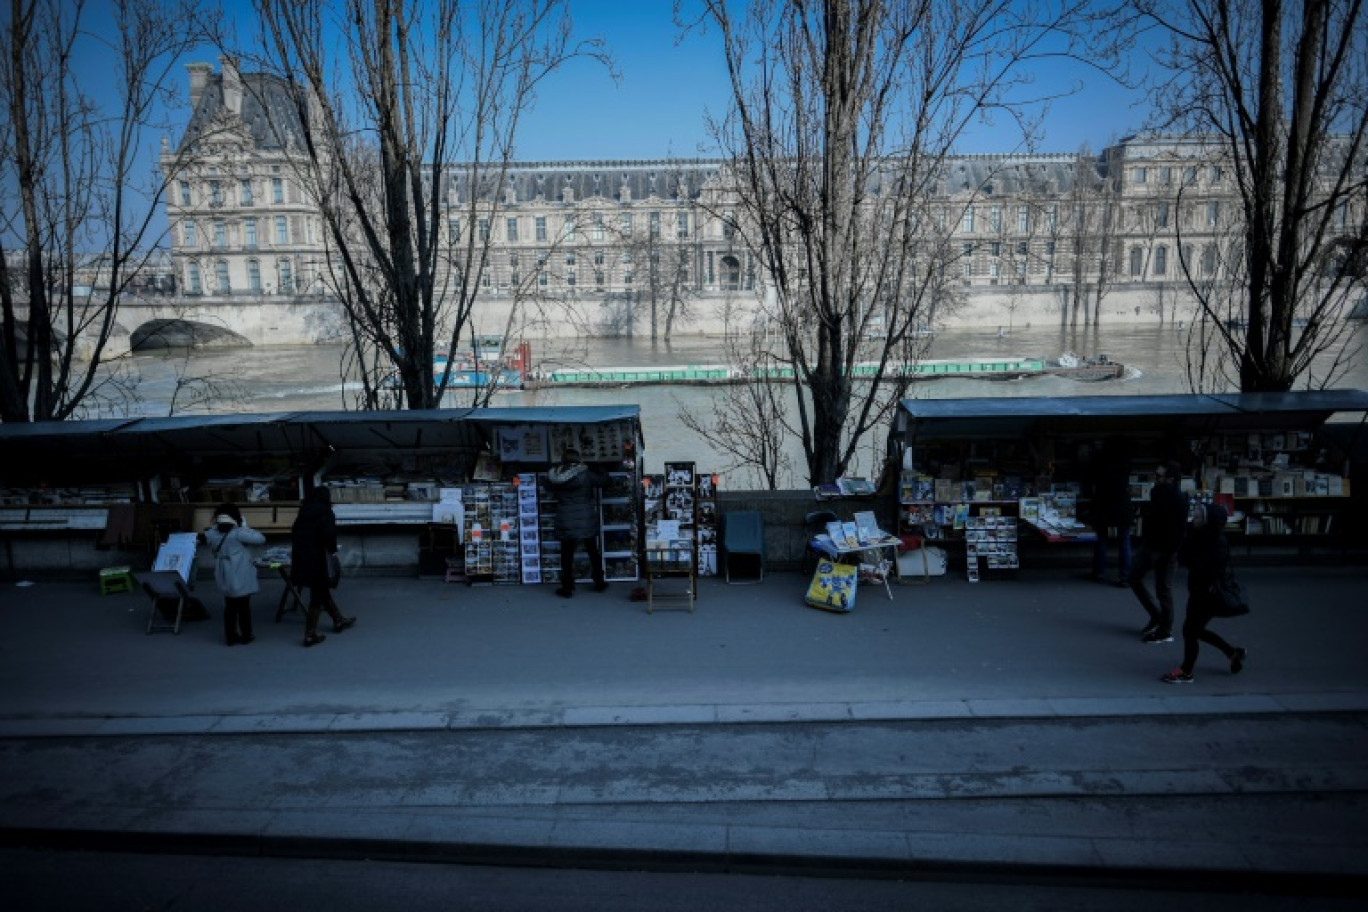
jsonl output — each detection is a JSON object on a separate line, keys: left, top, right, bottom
{"left": 891, "top": 393, "right": 1368, "bottom": 574}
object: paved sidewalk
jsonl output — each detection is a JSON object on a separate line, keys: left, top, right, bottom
{"left": 2, "top": 564, "right": 1367, "bottom": 886}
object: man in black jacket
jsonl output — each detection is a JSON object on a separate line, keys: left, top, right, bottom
{"left": 546, "top": 448, "right": 608, "bottom": 598}
{"left": 1129, "top": 460, "right": 1188, "bottom": 644}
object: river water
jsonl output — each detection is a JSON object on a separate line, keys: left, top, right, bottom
{"left": 122, "top": 323, "right": 1368, "bottom": 487}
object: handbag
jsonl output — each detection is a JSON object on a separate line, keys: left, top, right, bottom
{"left": 1208, "top": 572, "right": 1249, "bottom": 617}
{"left": 326, "top": 552, "right": 342, "bottom": 589}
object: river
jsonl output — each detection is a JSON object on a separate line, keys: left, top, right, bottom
{"left": 120, "top": 323, "right": 1368, "bottom": 487}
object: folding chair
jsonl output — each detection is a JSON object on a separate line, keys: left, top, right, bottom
{"left": 721, "top": 510, "right": 765, "bottom": 584}
{"left": 135, "top": 570, "right": 196, "bottom": 635}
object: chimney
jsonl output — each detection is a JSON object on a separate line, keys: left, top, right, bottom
{"left": 186, "top": 62, "right": 212, "bottom": 109}
{"left": 219, "top": 55, "right": 242, "bottom": 116}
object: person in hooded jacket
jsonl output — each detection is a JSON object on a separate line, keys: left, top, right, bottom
{"left": 546, "top": 447, "right": 608, "bottom": 598}
{"left": 1163, "top": 501, "right": 1247, "bottom": 683}
{"left": 291, "top": 487, "right": 356, "bottom": 647}
{"left": 202, "top": 503, "right": 266, "bottom": 646}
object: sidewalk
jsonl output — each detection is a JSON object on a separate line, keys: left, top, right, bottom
{"left": 2, "top": 565, "right": 1367, "bottom": 885}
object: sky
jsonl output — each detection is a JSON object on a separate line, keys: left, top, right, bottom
{"left": 185, "top": 0, "right": 1154, "bottom": 162}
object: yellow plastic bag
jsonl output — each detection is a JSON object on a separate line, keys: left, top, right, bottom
{"left": 805, "top": 559, "right": 858, "bottom": 613}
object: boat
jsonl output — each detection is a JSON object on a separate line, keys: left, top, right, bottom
{"left": 1046, "top": 352, "right": 1125, "bottom": 381}
{"left": 433, "top": 336, "right": 530, "bottom": 390}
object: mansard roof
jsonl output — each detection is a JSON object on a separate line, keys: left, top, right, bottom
{"left": 178, "top": 70, "right": 307, "bottom": 155}
{"left": 441, "top": 160, "right": 728, "bottom": 205}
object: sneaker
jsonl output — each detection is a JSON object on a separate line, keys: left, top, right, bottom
{"left": 334, "top": 617, "right": 356, "bottom": 633}
{"left": 1142, "top": 630, "right": 1174, "bottom": 644}
{"left": 304, "top": 634, "right": 326, "bottom": 648}
{"left": 1140, "top": 621, "right": 1160, "bottom": 638}
{"left": 1230, "top": 647, "right": 1247, "bottom": 675}
{"left": 1161, "top": 668, "right": 1193, "bottom": 684}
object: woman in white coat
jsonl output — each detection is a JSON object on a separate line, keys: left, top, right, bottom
{"left": 203, "top": 504, "right": 266, "bottom": 646}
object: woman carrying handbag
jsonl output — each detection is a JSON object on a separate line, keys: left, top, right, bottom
{"left": 290, "top": 487, "right": 356, "bottom": 647}
{"left": 1162, "top": 502, "right": 1248, "bottom": 683}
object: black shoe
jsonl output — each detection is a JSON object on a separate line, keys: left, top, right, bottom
{"left": 555, "top": 588, "right": 573, "bottom": 598}
{"left": 240, "top": 634, "right": 255, "bottom": 645}
{"left": 304, "top": 634, "right": 326, "bottom": 648}
{"left": 592, "top": 582, "right": 609, "bottom": 593}
{"left": 1230, "top": 647, "right": 1247, "bottom": 675}
{"left": 226, "top": 638, "right": 240, "bottom": 647}
{"left": 334, "top": 617, "right": 356, "bottom": 633}
{"left": 1140, "top": 621, "right": 1159, "bottom": 638}
{"left": 1142, "top": 630, "right": 1174, "bottom": 644}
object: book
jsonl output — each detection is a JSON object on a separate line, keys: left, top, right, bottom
{"left": 952, "top": 504, "right": 969, "bottom": 530}
{"left": 826, "top": 520, "right": 854, "bottom": 549}
{"left": 853, "top": 511, "right": 881, "bottom": 544}
{"left": 842, "top": 521, "right": 861, "bottom": 548}
{"left": 1019, "top": 497, "right": 1041, "bottom": 521}
{"left": 934, "top": 478, "right": 954, "bottom": 503}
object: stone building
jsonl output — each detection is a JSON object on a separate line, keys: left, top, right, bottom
{"left": 160, "top": 58, "right": 1266, "bottom": 342}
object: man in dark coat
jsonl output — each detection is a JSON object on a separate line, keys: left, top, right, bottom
{"left": 1086, "top": 436, "right": 1135, "bottom": 586}
{"left": 546, "top": 447, "right": 608, "bottom": 598}
{"left": 1129, "top": 459, "right": 1189, "bottom": 644}
{"left": 290, "top": 487, "right": 356, "bottom": 647}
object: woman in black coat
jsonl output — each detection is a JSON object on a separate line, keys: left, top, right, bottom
{"left": 1164, "top": 502, "right": 1246, "bottom": 683}
{"left": 290, "top": 487, "right": 356, "bottom": 647}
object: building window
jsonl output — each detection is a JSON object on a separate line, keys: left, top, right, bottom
{"left": 1129, "top": 247, "right": 1143, "bottom": 277}
{"left": 275, "top": 215, "right": 288, "bottom": 244}
{"left": 1184, "top": 166, "right": 1197, "bottom": 185}
{"left": 989, "top": 205, "right": 1001, "bottom": 233}
{"left": 244, "top": 217, "right": 257, "bottom": 247}
{"left": 1210, "top": 165, "right": 1223, "bottom": 183}
{"left": 1206, "top": 201, "right": 1219, "bottom": 227}
{"left": 593, "top": 214, "right": 605, "bottom": 241}
{"left": 449, "top": 217, "right": 462, "bottom": 242}
{"left": 183, "top": 221, "right": 197, "bottom": 247}
{"left": 1333, "top": 202, "right": 1347, "bottom": 229}
{"left": 988, "top": 260, "right": 999, "bottom": 280}
{"left": 247, "top": 259, "right": 261, "bottom": 292}
{"left": 1156, "top": 202, "right": 1169, "bottom": 229}
{"left": 187, "top": 262, "right": 202, "bottom": 294}
{"left": 506, "top": 217, "right": 518, "bottom": 242}
{"left": 563, "top": 214, "right": 576, "bottom": 241}
{"left": 650, "top": 210, "right": 661, "bottom": 237}
{"left": 989, "top": 242, "right": 1000, "bottom": 257}
{"left": 1160, "top": 166, "right": 1172, "bottom": 183}
{"left": 565, "top": 252, "right": 576, "bottom": 286}
{"left": 477, "top": 218, "right": 490, "bottom": 242}
{"left": 1016, "top": 206, "right": 1028, "bottom": 233}
{"left": 1134, "top": 167, "right": 1147, "bottom": 183}
{"left": 677, "top": 211, "right": 689, "bottom": 238}
{"left": 240, "top": 179, "right": 253, "bottom": 205}
{"left": 272, "top": 177, "right": 284, "bottom": 204}
{"left": 961, "top": 242, "right": 973, "bottom": 277}
{"left": 179, "top": 181, "right": 191, "bottom": 206}
{"left": 535, "top": 217, "right": 547, "bottom": 242}
{"left": 723, "top": 209, "right": 735, "bottom": 240}
{"left": 509, "top": 254, "right": 520, "bottom": 285}
{"left": 1154, "top": 245, "right": 1168, "bottom": 275}
{"left": 961, "top": 208, "right": 974, "bottom": 233}
{"left": 1202, "top": 244, "right": 1217, "bottom": 276}
{"left": 209, "top": 180, "right": 223, "bottom": 206}
{"left": 279, "top": 259, "right": 293, "bottom": 292}
{"left": 621, "top": 213, "right": 633, "bottom": 235}
{"left": 213, "top": 219, "right": 227, "bottom": 247}
{"left": 216, "top": 259, "right": 230, "bottom": 292}
{"left": 1045, "top": 205, "right": 1056, "bottom": 232}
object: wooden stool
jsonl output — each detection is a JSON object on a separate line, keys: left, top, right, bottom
{"left": 98, "top": 565, "right": 135, "bottom": 595}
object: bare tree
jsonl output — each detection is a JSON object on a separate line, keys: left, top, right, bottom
{"left": 0, "top": 0, "right": 212, "bottom": 422}
{"left": 1133, "top": 0, "right": 1368, "bottom": 392}
{"left": 237, "top": 0, "right": 606, "bottom": 410}
{"left": 681, "top": 0, "right": 1112, "bottom": 486}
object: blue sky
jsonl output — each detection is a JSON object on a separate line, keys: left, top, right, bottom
{"left": 191, "top": 0, "right": 1152, "bottom": 161}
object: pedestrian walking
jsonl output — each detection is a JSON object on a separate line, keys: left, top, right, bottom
{"left": 290, "top": 487, "right": 356, "bottom": 647}
{"left": 1130, "top": 459, "right": 1189, "bottom": 644}
{"left": 1086, "top": 436, "right": 1135, "bottom": 587}
{"left": 202, "top": 503, "right": 265, "bottom": 646}
{"left": 1162, "top": 502, "right": 1247, "bottom": 683}
{"left": 546, "top": 447, "right": 608, "bottom": 598}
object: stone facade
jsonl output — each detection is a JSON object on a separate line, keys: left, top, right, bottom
{"left": 159, "top": 59, "right": 1282, "bottom": 343}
